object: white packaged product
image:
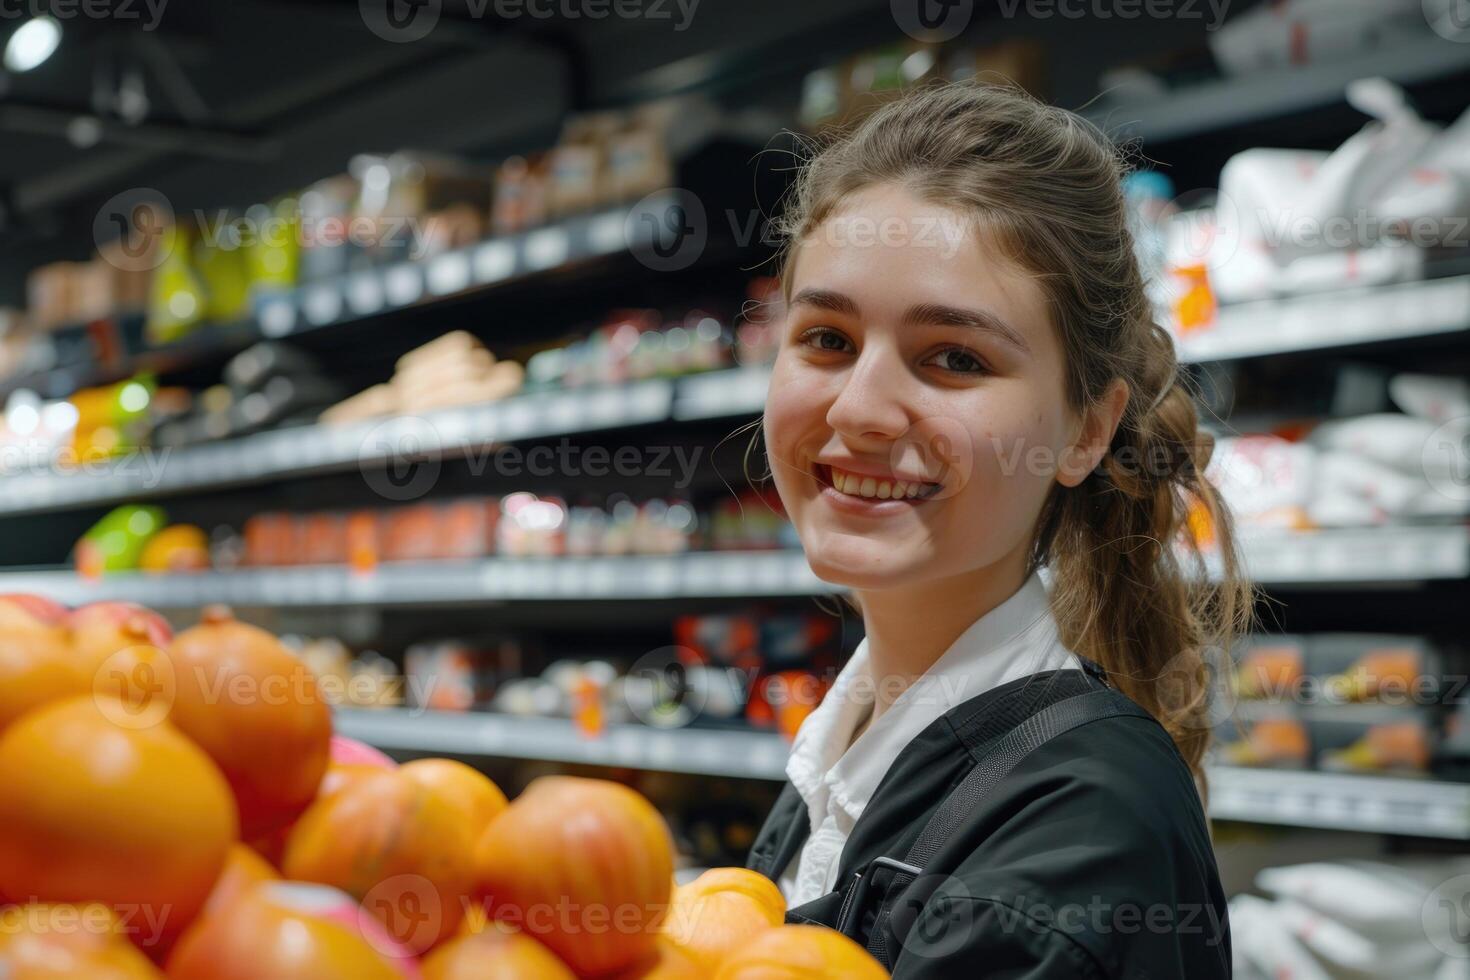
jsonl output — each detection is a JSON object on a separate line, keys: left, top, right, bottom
{"left": 1208, "top": 0, "right": 1428, "bottom": 76}
{"left": 1309, "top": 413, "right": 1444, "bottom": 473}
{"left": 1390, "top": 373, "right": 1470, "bottom": 425}
{"left": 1228, "top": 894, "right": 1331, "bottom": 980}
{"left": 1206, "top": 435, "right": 1316, "bottom": 527}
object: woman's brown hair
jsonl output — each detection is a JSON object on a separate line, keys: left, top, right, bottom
{"left": 763, "top": 79, "right": 1257, "bottom": 784}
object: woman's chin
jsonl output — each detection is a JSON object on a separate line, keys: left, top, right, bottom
{"left": 803, "top": 542, "right": 927, "bottom": 592}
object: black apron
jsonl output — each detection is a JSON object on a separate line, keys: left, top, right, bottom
{"left": 746, "top": 661, "right": 1232, "bottom": 979}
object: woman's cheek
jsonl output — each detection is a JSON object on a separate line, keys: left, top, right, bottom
{"left": 967, "top": 421, "right": 1062, "bottom": 520}
{"left": 761, "top": 376, "right": 810, "bottom": 506}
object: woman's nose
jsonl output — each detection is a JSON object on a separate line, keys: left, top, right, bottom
{"left": 824, "top": 346, "right": 910, "bottom": 441}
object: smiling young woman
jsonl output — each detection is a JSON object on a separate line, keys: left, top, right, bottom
{"left": 745, "top": 81, "right": 1255, "bottom": 977}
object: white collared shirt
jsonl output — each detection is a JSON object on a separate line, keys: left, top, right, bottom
{"left": 778, "top": 567, "right": 1082, "bottom": 908}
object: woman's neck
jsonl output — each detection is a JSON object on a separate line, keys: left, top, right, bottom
{"left": 855, "top": 547, "right": 1030, "bottom": 724}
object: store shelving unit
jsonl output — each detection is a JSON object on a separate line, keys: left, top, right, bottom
{"left": 1084, "top": 35, "right": 1470, "bottom": 143}
{"left": 1176, "top": 274, "right": 1470, "bottom": 363}
{"left": 5, "top": 272, "right": 1468, "bottom": 517}
{"left": 334, "top": 707, "right": 1470, "bottom": 840}
{"left": 0, "top": 552, "right": 834, "bottom": 607}
{"left": 0, "top": 190, "right": 705, "bottom": 403}
{"left": 1208, "top": 766, "right": 1470, "bottom": 840}
{"left": 2, "top": 524, "right": 1463, "bottom": 607}
{"left": 248, "top": 193, "right": 684, "bottom": 342}
{"left": 0, "top": 377, "right": 680, "bottom": 516}
{"left": 335, "top": 708, "right": 793, "bottom": 782}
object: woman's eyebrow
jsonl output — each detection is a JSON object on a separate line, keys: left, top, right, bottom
{"left": 789, "top": 287, "right": 860, "bottom": 317}
{"left": 901, "top": 303, "right": 1031, "bottom": 356}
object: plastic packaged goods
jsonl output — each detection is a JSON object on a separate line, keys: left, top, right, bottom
{"left": 491, "top": 154, "right": 549, "bottom": 236}
{"left": 73, "top": 504, "right": 167, "bottom": 576}
{"left": 348, "top": 151, "right": 494, "bottom": 265}
{"left": 1233, "top": 858, "right": 1470, "bottom": 980}
{"left": 1207, "top": 0, "right": 1432, "bottom": 76}
{"left": 320, "top": 331, "right": 524, "bottom": 426}
{"left": 406, "top": 638, "right": 507, "bottom": 712}
{"left": 1216, "top": 632, "right": 1448, "bottom": 774}
{"left": 1122, "top": 170, "right": 1177, "bottom": 321}
{"left": 1205, "top": 81, "right": 1470, "bottom": 305}
{"left": 798, "top": 38, "right": 1045, "bottom": 133}
{"left": 1315, "top": 715, "right": 1433, "bottom": 773}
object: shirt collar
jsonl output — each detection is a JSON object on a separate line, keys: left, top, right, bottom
{"left": 784, "top": 567, "right": 1079, "bottom": 829}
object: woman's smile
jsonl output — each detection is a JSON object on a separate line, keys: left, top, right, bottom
{"left": 811, "top": 460, "right": 944, "bottom": 517}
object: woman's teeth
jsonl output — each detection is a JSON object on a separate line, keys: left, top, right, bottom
{"left": 827, "top": 466, "right": 938, "bottom": 500}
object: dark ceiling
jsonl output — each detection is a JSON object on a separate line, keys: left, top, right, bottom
{"left": 0, "top": 0, "right": 1337, "bottom": 305}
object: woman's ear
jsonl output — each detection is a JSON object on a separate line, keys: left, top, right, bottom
{"left": 1057, "top": 378, "right": 1130, "bottom": 488}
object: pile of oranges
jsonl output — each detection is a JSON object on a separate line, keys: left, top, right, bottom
{"left": 0, "top": 595, "right": 887, "bottom": 978}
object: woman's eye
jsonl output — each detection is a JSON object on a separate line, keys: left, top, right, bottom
{"left": 929, "top": 347, "right": 988, "bottom": 374}
{"left": 797, "top": 327, "right": 853, "bottom": 354}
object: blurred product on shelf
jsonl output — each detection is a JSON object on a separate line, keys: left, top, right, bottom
{"left": 138, "top": 523, "right": 212, "bottom": 574}
{"left": 153, "top": 341, "right": 346, "bottom": 448}
{"left": 25, "top": 222, "right": 157, "bottom": 334}
{"left": 230, "top": 492, "right": 722, "bottom": 571}
{"left": 66, "top": 376, "right": 155, "bottom": 462}
{"left": 798, "top": 38, "right": 1046, "bottom": 131}
{"left": 321, "top": 330, "right": 523, "bottom": 424}
{"left": 1215, "top": 633, "right": 1448, "bottom": 775}
{"left": 372, "top": 606, "right": 839, "bottom": 746}
{"left": 406, "top": 637, "right": 520, "bottom": 713}
{"left": 1230, "top": 857, "right": 1470, "bottom": 980}
{"left": 708, "top": 489, "right": 800, "bottom": 552}
{"left": 1209, "top": 0, "right": 1454, "bottom": 75}
{"left": 1209, "top": 80, "right": 1469, "bottom": 304}
{"left": 346, "top": 151, "right": 493, "bottom": 268}
{"left": 290, "top": 635, "right": 404, "bottom": 709}
{"left": 73, "top": 504, "right": 166, "bottom": 576}
{"left": 1202, "top": 370, "right": 1470, "bottom": 532}
{"left": 524, "top": 310, "right": 731, "bottom": 390}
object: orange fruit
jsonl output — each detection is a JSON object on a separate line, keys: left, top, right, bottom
{"left": 610, "top": 935, "right": 703, "bottom": 979}
{"left": 676, "top": 868, "right": 785, "bottom": 924}
{"left": 400, "top": 759, "right": 507, "bottom": 835}
{"left": 165, "top": 881, "right": 419, "bottom": 980}
{"left": 283, "top": 770, "right": 476, "bottom": 954}
{"left": 165, "top": 606, "right": 332, "bottom": 839}
{"left": 423, "top": 923, "right": 573, "bottom": 980}
{"left": 714, "top": 925, "right": 888, "bottom": 979}
{"left": 0, "top": 634, "right": 84, "bottom": 733}
{"left": 473, "top": 776, "right": 674, "bottom": 977}
{"left": 0, "top": 696, "right": 236, "bottom": 952}
{"left": 0, "top": 593, "right": 68, "bottom": 642}
{"left": 664, "top": 889, "right": 780, "bottom": 969}
{"left": 0, "top": 902, "right": 164, "bottom": 979}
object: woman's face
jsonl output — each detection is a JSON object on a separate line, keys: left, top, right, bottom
{"left": 764, "top": 183, "right": 1113, "bottom": 592}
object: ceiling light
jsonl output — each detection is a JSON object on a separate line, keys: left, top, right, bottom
{"left": 4, "top": 16, "right": 61, "bottom": 74}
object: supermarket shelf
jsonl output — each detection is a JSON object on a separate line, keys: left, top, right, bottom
{"left": 0, "top": 371, "right": 759, "bottom": 517}
{"left": 249, "top": 194, "right": 682, "bottom": 341}
{"left": 1209, "top": 766, "right": 1470, "bottom": 840}
{"left": 0, "top": 192, "right": 698, "bottom": 403}
{"left": 0, "top": 552, "right": 838, "bottom": 608}
{"left": 335, "top": 709, "right": 792, "bottom": 782}
{"left": 6, "top": 269, "right": 1467, "bottom": 517}
{"left": 1086, "top": 36, "right": 1470, "bottom": 144}
{"left": 333, "top": 709, "right": 1470, "bottom": 838}
{"left": 0, "top": 525, "right": 1461, "bottom": 607}
{"left": 1178, "top": 275, "right": 1470, "bottom": 362}
{"left": 672, "top": 366, "right": 770, "bottom": 420}
{"left": 1227, "top": 524, "right": 1470, "bottom": 585}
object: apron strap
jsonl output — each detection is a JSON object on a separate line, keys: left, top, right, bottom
{"left": 858, "top": 678, "right": 1152, "bottom": 968}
